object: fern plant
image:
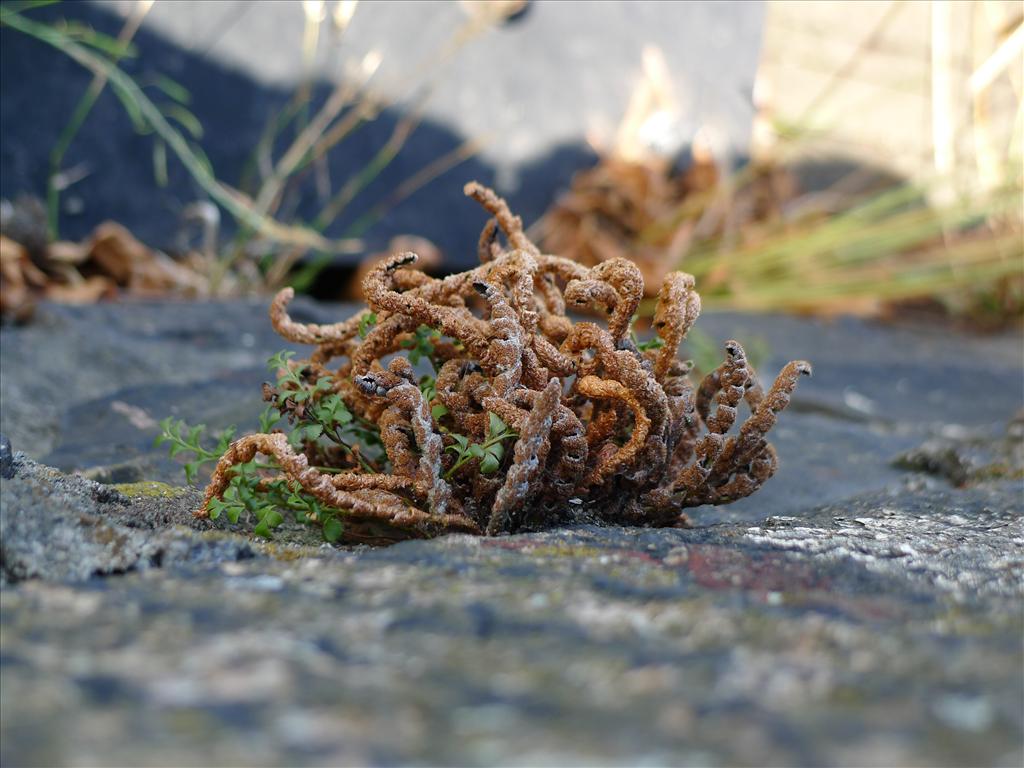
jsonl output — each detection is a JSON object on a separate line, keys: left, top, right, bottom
{"left": 157, "top": 349, "right": 386, "bottom": 541}
{"left": 157, "top": 344, "right": 514, "bottom": 542}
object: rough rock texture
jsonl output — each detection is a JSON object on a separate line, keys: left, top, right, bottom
{"left": 0, "top": 456, "right": 255, "bottom": 584}
{"left": 1, "top": 299, "right": 1022, "bottom": 766}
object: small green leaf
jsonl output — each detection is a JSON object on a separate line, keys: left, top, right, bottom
{"left": 268, "top": 351, "right": 295, "bottom": 371}
{"left": 323, "top": 517, "right": 343, "bottom": 543}
{"left": 358, "top": 312, "right": 377, "bottom": 340}
{"left": 431, "top": 404, "right": 449, "bottom": 420}
{"left": 469, "top": 444, "right": 485, "bottom": 460}
{"left": 108, "top": 78, "right": 147, "bottom": 133}
{"left": 150, "top": 74, "right": 191, "bottom": 105}
{"left": 480, "top": 453, "right": 499, "bottom": 474}
{"left": 58, "top": 20, "right": 137, "bottom": 58}
{"left": 488, "top": 412, "right": 506, "bottom": 438}
{"left": 160, "top": 102, "right": 204, "bottom": 139}
{"left": 635, "top": 335, "right": 665, "bottom": 352}
{"left": 152, "top": 139, "right": 168, "bottom": 187}
{"left": 259, "top": 406, "right": 279, "bottom": 433}
{"left": 189, "top": 141, "right": 215, "bottom": 179}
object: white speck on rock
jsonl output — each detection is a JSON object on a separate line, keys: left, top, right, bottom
{"left": 842, "top": 388, "right": 876, "bottom": 414}
{"left": 933, "top": 695, "right": 995, "bottom": 732}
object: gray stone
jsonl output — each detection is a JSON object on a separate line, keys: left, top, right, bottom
{"left": 891, "top": 413, "right": 1024, "bottom": 488}
{"left": 1, "top": 298, "right": 1022, "bottom": 766}
{"left": 0, "top": 455, "right": 255, "bottom": 584}
{"left": 0, "top": 297, "right": 303, "bottom": 461}
{"left": 1, "top": 481, "right": 1021, "bottom": 766}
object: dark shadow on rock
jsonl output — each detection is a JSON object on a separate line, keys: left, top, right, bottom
{"left": 507, "top": 141, "right": 599, "bottom": 236}
{"left": 309, "top": 140, "right": 599, "bottom": 296}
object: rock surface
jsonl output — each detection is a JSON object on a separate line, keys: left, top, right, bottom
{"left": 1, "top": 298, "right": 1022, "bottom": 766}
{"left": 0, "top": 456, "right": 254, "bottom": 585}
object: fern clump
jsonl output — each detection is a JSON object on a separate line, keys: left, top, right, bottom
{"left": 162, "top": 183, "right": 810, "bottom": 544}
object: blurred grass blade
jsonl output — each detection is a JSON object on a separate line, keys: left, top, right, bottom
{"left": 152, "top": 138, "right": 168, "bottom": 187}
{"left": 149, "top": 74, "right": 192, "bottom": 105}
{"left": 1, "top": 7, "right": 363, "bottom": 257}
{"left": 160, "top": 102, "right": 204, "bottom": 139}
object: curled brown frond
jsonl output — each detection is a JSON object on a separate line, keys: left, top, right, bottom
{"left": 488, "top": 377, "right": 562, "bottom": 534}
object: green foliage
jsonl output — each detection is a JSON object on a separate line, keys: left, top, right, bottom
{"left": 400, "top": 324, "right": 443, "bottom": 370}
{"left": 157, "top": 415, "right": 344, "bottom": 541}
{"left": 357, "top": 312, "right": 377, "bottom": 340}
{"left": 204, "top": 461, "right": 343, "bottom": 541}
{"left": 154, "top": 418, "right": 234, "bottom": 485}
{"left": 664, "top": 169, "right": 1024, "bottom": 318}
{"left": 420, "top": 370, "right": 449, "bottom": 432}
{"left": 444, "top": 412, "right": 517, "bottom": 478}
{"left": 418, "top": 374, "right": 437, "bottom": 403}
{"left": 265, "top": 352, "right": 377, "bottom": 467}
{"left": 158, "top": 345, "right": 520, "bottom": 541}
{"left": 156, "top": 350, "right": 394, "bottom": 542}
{"left": 634, "top": 334, "right": 665, "bottom": 352}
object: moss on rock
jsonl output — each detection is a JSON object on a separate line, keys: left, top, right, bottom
{"left": 112, "top": 481, "right": 191, "bottom": 499}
